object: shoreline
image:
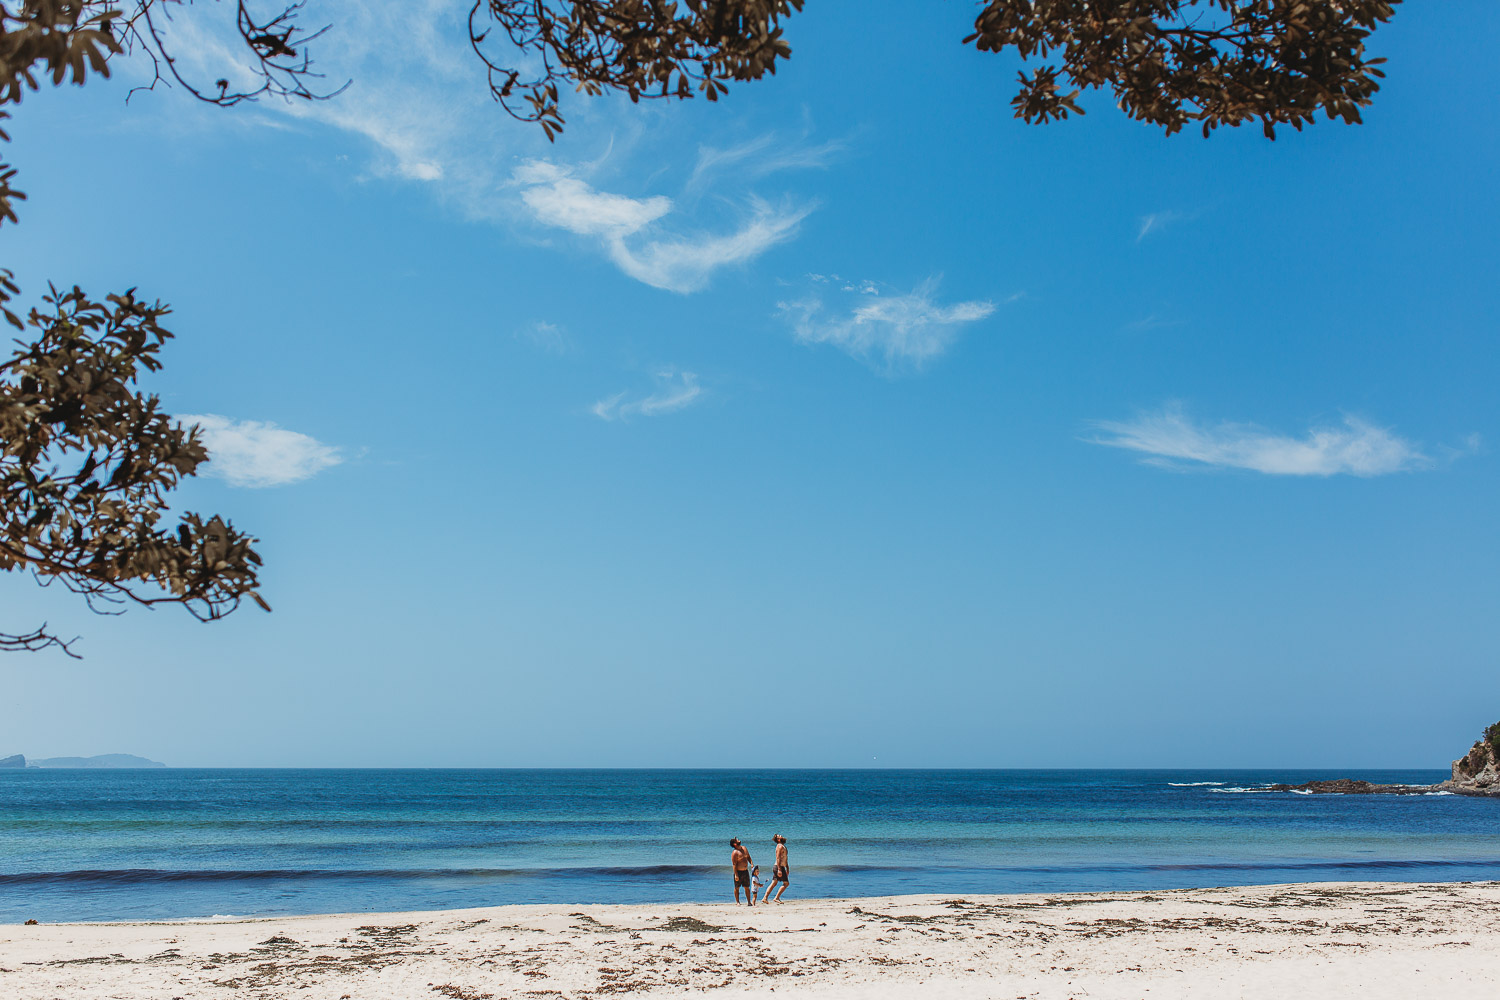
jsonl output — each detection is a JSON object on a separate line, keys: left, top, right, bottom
{"left": 5, "top": 881, "right": 1499, "bottom": 998}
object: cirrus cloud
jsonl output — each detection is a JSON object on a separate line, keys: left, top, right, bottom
{"left": 516, "top": 161, "right": 671, "bottom": 238}
{"left": 1088, "top": 406, "right": 1431, "bottom": 477}
{"left": 779, "top": 278, "right": 995, "bottom": 371}
{"left": 514, "top": 161, "right": 811, "bottom": 294}
{"left": 591, "top": 371, "right": 703, "bottom": 421}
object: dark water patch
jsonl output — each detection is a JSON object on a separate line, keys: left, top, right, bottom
{"left": 0, "top": 863, "right": 721, "bottom": 887}
{"left": 5, "top": 856, "right": 1495, "bottom": 890}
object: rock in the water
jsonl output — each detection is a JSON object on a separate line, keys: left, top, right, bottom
{"left": 1265, "top": 779, "right": 1424, "bottom": 795}
{"left": 0, "top": 754, "right": 24, "bottom": 768}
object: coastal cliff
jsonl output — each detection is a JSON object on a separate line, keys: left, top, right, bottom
{"left": 0, "top": 754, "right": 23, "bottom": 768}
{"left": 1440, "top": 733, "right": 1500, "bottom": 797}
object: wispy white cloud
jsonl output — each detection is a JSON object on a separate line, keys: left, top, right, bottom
{"left": 516, "top": 161, "right": 671, "bottom": 237}
{"left": 138, "top": 2, "right": 814, "bottom": 287}
{"left": 180, "top": 415, "right": 343, "bottom": 487}
{"left": 609, "top": 200, "right": 809, "bottom": 293}
{"left": 515, "top": 162, "right": 810, "bottom": 293}
{"left": 1137, "top": 210, "right": 1188, "bottom": 242}
{"left": 689, "top": 134, "right": 774, "bottom": 186}
{"left": 1088, "top": 405, "right": 1431, "bottom": 476}
{"left": 126, "top": 0, "right": 535, "bottom": 217}
{"left": 515, "top": 320, "right": 572, "bottom": 354}
{"left": 687, "top": 133, "right": 842, "bottom": 191}
{"left": 780, "top": 278, "right": 996, "bottom": 370}
{"left": 1123, "top": 313, "right": 1181, "bottom": 332}
{"left": 591, "top": 371, "right": 704, "bottom": 421}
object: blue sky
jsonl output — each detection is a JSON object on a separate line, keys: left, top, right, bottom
{"left": 3, "top": 2, "right": 1497, "bottom": 768}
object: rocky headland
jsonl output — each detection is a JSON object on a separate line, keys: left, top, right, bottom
{"left": 1265, "top": 727, "right": 1500, "bottom": 797}
{"left": 1440, "top": 736, "right": 1500, "bottom": 796}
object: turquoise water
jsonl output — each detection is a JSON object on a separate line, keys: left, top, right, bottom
{"left": 3, "top": 768, "right": 1498, "bottom": 921}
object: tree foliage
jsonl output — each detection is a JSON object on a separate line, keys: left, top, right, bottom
{"left": 0, "top": 1, "right": 346, "bottom": 222}
{"left": 969, "top": 1, "right": 1399, "bottom": 139}
{"left": 0, "top": 284, "right": 266, "bottom": 656}
{"left": 469, "top": 0, "right": 803, "bottom": 140}
{"left": 472, "top": 0, "right": 1400, "bottom": 140}
{"left": 0, "top": 1, "right": 340, "bottom": 106}
{"left": 0, "top": 2, "right": 1403, "bottom": 149}
{"left": 1, "top": 3, "right": 274, "bottom": 654}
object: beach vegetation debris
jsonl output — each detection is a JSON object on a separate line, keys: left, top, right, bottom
{"left": 432, "top": 985, "right": 495, "bottom": 1000}
{"left": 356, "top": 924, "right": 419, "bottom": 943}
{"left": 451, "top": 918, "right": 491, "bottom": 932}
{"left": 570, "top": 912, "right": 626, "bottom": 932}
{"left": 848, "top": 905, "right": 953, "bottom": 925}
{"left": 657, "top": 916, "right": 728, "bottom": 933}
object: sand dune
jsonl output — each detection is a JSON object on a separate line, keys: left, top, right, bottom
{"left": 4, "top": 881, "right": 1498, "bottom": 999}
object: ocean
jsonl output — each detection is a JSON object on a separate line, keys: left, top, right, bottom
{"left": 3, "top": 768, "right": 1497, "bottom": 922}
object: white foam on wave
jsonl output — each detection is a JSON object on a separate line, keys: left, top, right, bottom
{"left": 1167, "top": 781, "right": 1227, "bottom": 787}
{"left": 1210, "top": 784, "right": 1454, "bottom": 798}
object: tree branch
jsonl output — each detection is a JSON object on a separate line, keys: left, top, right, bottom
{"left": 0, "top": 623, "right": 81, "bottom": 658}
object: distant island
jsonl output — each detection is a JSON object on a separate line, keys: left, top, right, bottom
{"left": 0, "top": 753, "right": 167, "bottom": 769}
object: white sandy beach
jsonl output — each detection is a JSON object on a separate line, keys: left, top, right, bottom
{"left": 4, "top": 881, "right": 1497, "bottom": 999}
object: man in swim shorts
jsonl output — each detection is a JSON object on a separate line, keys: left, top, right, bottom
{"left": 764, "top": 833, "right": 790, "bottom": 903}
{"left": 730, "top": 838, "right": 754, "bottom": 905}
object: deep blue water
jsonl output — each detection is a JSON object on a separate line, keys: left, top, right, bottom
{"left": 3, "top": 768, "right": 1498, "bottom": 922}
